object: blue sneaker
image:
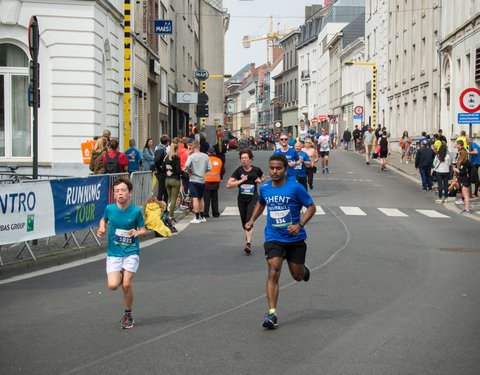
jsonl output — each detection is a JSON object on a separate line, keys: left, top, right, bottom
{"left": 460, "top": 210, "right": 471, "bottom": 214}
{"left": 303, "top": 264, "right": 310, "bottom": 282}
{"left": 326, "top": 168, "right": 329, "bottom": 173}
{"left": 322, "top": 169, "right": 325, "bottom": 174}
{"left": 262, "top": 313, "right": 278, "bottom": 329}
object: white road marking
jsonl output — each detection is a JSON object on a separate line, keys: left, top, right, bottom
{"left": 221, "top": 206, "right": 240, "bottom": 215}
{"left": 340, "top": 206, "right": 367, "bottom": 216}
{"left": 316, "top": 205, "right": 326, "bottom": 215}
{"left": 415, "top": 209, "right": 450, "bottom": 218}
{"left": 378, "top": 208, "right": 408, "bottom": 217}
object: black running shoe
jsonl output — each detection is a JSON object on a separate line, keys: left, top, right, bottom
{"left": 303, "top": 265, "right": 310, "bottom": 282}
{"left": 262, "top": 313, "right": 278, "bottom": 329}
{"left": 244, "top": 243, "right": 252, "bottom": 254}
{"left": 120, "top": 314, "right": 134, "bottom": 329}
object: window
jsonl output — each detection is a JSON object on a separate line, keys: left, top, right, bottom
{"left": 0, "top": 44, "right": 31, "bottom": 158}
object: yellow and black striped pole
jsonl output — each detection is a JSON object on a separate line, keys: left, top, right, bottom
{"left": 372, "top": 63, "right": 376, "bottom": 130}
{"left": 201, "top": 80, "right": 206, "bottom": 127}
{"left": 123, "top": 0, "right": 131, "bottom": 149}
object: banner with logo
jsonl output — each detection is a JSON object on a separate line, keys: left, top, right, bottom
{"left": 0, "top": 181, "right": 55, "bottom": 245}
{"left": 50, "top": 175, "right": 108, "bottom": 235}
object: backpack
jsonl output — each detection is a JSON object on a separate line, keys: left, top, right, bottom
{"left": 104, "top": 152, "right": 121, "bottom": 173}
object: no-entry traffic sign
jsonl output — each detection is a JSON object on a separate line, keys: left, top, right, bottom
{"left": 459, "top": 88, "right": 480, "bottom": 113}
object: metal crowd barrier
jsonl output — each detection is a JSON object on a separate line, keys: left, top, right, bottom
{"left": 130, "top": 171, "right": 154, "bottom": 211}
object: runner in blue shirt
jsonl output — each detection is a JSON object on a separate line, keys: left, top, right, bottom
{"left": 273, "top": 134, "right": 301, "bottom": 177}
{"left": 468, "top": 142, "right": 480, "bottom": 197}
{"left": 125, "top": 139, "right": 143, "bottom": 172}
{"left": 293, "top": 141, "right": 311, "bottom": 191}
{"left": 245, "top": 153, "right": 316, "bottom": 329}
{"left": 97, "top": 178, "right": 146, "bottom": 329}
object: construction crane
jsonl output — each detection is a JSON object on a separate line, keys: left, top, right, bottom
{"left": 242, "top": 15, "right": 297, "bottom": 64}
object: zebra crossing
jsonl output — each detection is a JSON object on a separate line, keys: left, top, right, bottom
{"left": 220, "top": 206, "right": 450, "bottom": 219}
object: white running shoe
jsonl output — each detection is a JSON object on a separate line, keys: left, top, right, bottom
{"left": 200, "top": 217, "right": 207, "bottom": 223}
{"left": 190, "top": 218, "right": 201, "bottom": 224}
{"left": 406, "top": 161, "right": 409, "bottom": 164}
{"left": 455, "top": 199, "right": 464, "bottom": 205}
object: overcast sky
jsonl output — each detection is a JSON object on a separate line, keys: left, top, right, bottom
{"left": 223, "top": 0, "right": 321, "bottom": 75}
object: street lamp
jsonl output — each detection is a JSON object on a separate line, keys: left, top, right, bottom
{"left": 344, "top": 61, "right": 377, "bottom": 130}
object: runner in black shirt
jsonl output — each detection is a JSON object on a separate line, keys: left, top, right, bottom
{"left": 227, "top": 149, "right": 265, "bottom": 254}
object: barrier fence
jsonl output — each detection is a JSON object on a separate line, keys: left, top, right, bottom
{"left": 0, "top": 171, "right": 154, "bottom": 265}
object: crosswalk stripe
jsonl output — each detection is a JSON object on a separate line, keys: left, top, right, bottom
{"left": 340, "top": 206, "right": 367, "bottom": 216}
{"left": 415, "top": 209, "right": 450, "bottom": 218}
{"left": 378, "top": 208, "right": 408, "bottom": 217}
{"left": 316, "top": 206, "right": 326, "bottom": 215}
{"left": 221, "top": 207, "right": 239, "bottom": 215}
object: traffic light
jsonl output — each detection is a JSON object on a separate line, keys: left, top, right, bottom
{"left": 197, "top": 104, "right": 209, "bottom": 118}
{"left": 198, "top": 92, "right": 209, "bottom": 105}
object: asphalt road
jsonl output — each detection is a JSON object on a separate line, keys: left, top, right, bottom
{"left": 1, "top": 150, "right": 479, "bottom": 375}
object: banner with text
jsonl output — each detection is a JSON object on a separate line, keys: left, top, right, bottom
{"left": 0, "top": 181, "right": 55, "bottom": 245}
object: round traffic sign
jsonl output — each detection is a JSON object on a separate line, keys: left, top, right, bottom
{"left": 354, "top": 106, "right": 363, "bottom": 115}
{"left": 459, "top": 88, "right": 480, "bottom": 113}
{"left": 195, "top": 69, "right": 209, "bottom": 80}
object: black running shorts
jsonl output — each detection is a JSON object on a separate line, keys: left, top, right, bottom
{"left": 264, "top": 240, "right": 307, "bottom": 265}
{"left": 320, "top": 151, "right": 329, "bottom": 157}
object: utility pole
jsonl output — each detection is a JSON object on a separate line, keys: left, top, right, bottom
{"left": 28, "top": 16, "right": 40, "bottom": 180}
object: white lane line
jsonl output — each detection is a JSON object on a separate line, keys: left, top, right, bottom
{"left": 316, "top": 205, "right": 326, "bottom": 215}
{"left": 415, "top": 209, "right": 450, "bottom": 218}
{"left": 378, "top": 208, "right": 408, "bottom": 217}
{"left": 340, "top": 206, "right": 367, "bottom": 216}
{"left": 221, "top": 206, "right": 240, "bottom": 215}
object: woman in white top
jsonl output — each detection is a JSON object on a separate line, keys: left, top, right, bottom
{"left": 433, "top": 144, "right": 451, "bottom": 203}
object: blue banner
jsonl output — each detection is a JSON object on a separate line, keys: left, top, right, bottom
{"left": 50, "top": 175, "right": 108, "bottom": 235}
{"left": 154, "top": 20, "right": 173, "bottom": 34}
{"left": 458, "top": 113, "right": 480, "bottom": 124}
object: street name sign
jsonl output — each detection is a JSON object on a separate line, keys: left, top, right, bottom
{"left": 354, "top": 115, "right": 363, "bottom": 120}
{"left": 154, "top": 20, "right": 173, "bottom": 34}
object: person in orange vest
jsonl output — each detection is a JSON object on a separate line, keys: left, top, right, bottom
{"left": 203, "top": 147, "right": 224, "bottom": 218}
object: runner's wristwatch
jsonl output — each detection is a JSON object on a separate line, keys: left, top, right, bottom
{"left": 298, "top": 221, "right": 305, "bottom": 228}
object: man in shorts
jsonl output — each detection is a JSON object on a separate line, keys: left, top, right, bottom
{"left": 274, "top": 133, "right": 302, "bottom": 178}
{"left": 245, "top": 154, "right": 316, "bottom": 329}
{"left": 97, "top": 177, "right": 147, "bottom": 329}
{"left": 316, "top": 129, "right": 331, "bottom": 173}
{"left": 184, "top": 140, "right": 212, "bottom": 223}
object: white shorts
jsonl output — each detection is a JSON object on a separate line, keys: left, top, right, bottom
{"left": 106, "top": 255, "right": 140, "bottom": 274}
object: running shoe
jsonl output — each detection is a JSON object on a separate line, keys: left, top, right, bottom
{"left": 322, "top": 169, "right": 325, "bottom": 174}
{"left": 200, "top": 217, "right": 207, "bottom": 223}
{"left": 171, "top": 226, "right": 178, "bottom": 233}
{"left": 406, "top": 161, "right": 409, "bottom": 164}
{"left": 435, "top": 199, "right": 443, "bottom": 203}
{"left": 120, "top": 314, "right": 134, "bottom": 329}
{"left": 455, "top": 199, "right": 464, "bottom": 205}
{"left": 326, "top": 168, "right": 329, "bottom": 173}
{"left": 303, "top": 264, "right": 310, "bottom": 282}
{"left": 190, "top": 218, "right": 201, "bottom": 224}
{"left": 262, "top": 313, "right": 278, "bottom": 329}
{"left": 244, "top": 243, "right": 252, "bottom": 254}
{"left": 309, "top": 184, "right": 313, "bottom": 190}
{"left": 460, "top": 210, "right": 471, "bottom": 214}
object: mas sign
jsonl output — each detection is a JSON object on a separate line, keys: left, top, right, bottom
{"left": 154, "top": 20, "right": 173, "bottom": 34}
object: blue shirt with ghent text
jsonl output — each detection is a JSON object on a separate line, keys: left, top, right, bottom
{"left": 293, "top": 151, "right": 310, "bottom": 178}
{"left": 258, "top": 178, "right": 314, "bottom": 243}
{"left": 273, "top": 147, "right": 300, "bottom": 177}
{"left": 103, "top": 204, "right": 145, "bottom": 257}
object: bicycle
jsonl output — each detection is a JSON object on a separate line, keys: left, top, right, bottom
{"left": 408, "top": 141, "right": 419, "bottom": 162}
{"left": 2, "top": 165, "right": 32, "bottom": 183}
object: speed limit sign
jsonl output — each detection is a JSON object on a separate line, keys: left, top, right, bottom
{"left": 354, "top": 106, "right": 363, "bottom": 116}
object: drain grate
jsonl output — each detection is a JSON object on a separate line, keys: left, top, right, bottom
{"left": 438, "top": 248, "right": 480, "bottom": 253}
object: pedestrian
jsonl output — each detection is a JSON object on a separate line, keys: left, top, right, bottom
{"left": 298, "top": 120, "right": 307, "bottom": 144}
{"left": 97, "top": 177, "right": 147, "bottom": 329}
{"left": 203, "top": 147, "right": 223, "bottom": 218}
{"left": 453, "top": 149, "right": 472, "bottom": 214}
{"left": 125, "top": 139, "right": 143, "bottom": 172}
{"left": 399, "top": 130, "right": 412, "bottom": 164}
{"left": 352, "top": 125, "right": 361, "bottom": 151}
{"left": 316, "top": 129, "right": 331, "bottom": 173}
{"left": 214, "top": 135, "right": 227, "bottom": 182}
{"left": 456, "top": 130, "right": 469, "bottom": 150}
{"left": 142, "top": 138, "right": 155, "bottom": 171}
{"left": 179, "top": 137, "right": 190, "bottom": 195}
{"left": 164, "top": 142, "right": 183, "bottom": 220}
{"left": 273, "top": 134, "right": 302, "bottom": 178}
{"left": 184, "top": 140, "right": 212, "bottom": 223}
{"left": 302, "top": 138, "right": 319, "bottom": 190}
{"left": 378, "top": 130, "right": 391, "bottom": 171}
{"left": 467, "top": 140, "right": 480, "bottom": 198}
{"left": 154, "top": 135, "right": 170, "bottom": 203}
{"left": 226, "top": 149, "right": 265, "bottom": 254}
{"left": 293, "top": 141, "right": 311, "bottom": 191}
{"left": 363, "top": 127, "right": 375, "bottom": 165}
{"left": 342, "top": 128, "right": 352, "bottom": 150}
{"left": 89, "top": 136, "right": 107, "bottom": 174}
{"left": 102, "top": 129, "right": 111, "bottom": 143}
{"left": 437, "top": 129, "right": 447, "bottom": 143}
{"left": 307, "top": 124, "right": 316, "bottom": 140}
{"left": 200, "top": 135, "right": 210, "bottom": 154}
{"left": 287, "top": 130, "right": 296, "bottom": 148}
{"left": 415, "top": 140, "right": 435, "bottom": 190}
{"left": 103, "top": 138, "right": 129, "bottom": 173}
{"left": 433, "top": 144, "right": 452, "bottom": 203}
{"left": 245, "top": 154, "right": 316, "bottom": 329}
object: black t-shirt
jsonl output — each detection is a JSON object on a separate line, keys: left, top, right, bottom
{"left": 231, "top": 166, "right": 264, "bottom": 201}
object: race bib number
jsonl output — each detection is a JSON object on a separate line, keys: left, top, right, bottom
{"left": 114, "top": 229, "right": 135, "bottom": 245}
{"left": 269, "top": 209, "right": 292, "bottom": 227}
{"left": 240, "top": 184, "right": 254, "bottom": 195}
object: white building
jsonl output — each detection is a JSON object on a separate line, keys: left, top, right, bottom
{"left": 0, "top": 0, "right": 124, "bottom": 175}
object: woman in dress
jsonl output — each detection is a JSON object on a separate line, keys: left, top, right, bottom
{"left": 89, "top": 136, "right": 107, "bottom": 174}
{"left": 226, "top": 149, "right": 265, "bottom": 254}
{"left": 142, "top": 138, "right": 155, "bottom": 171}
{"left": 399, "top": 130, "right": 412, "bottom": 164}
